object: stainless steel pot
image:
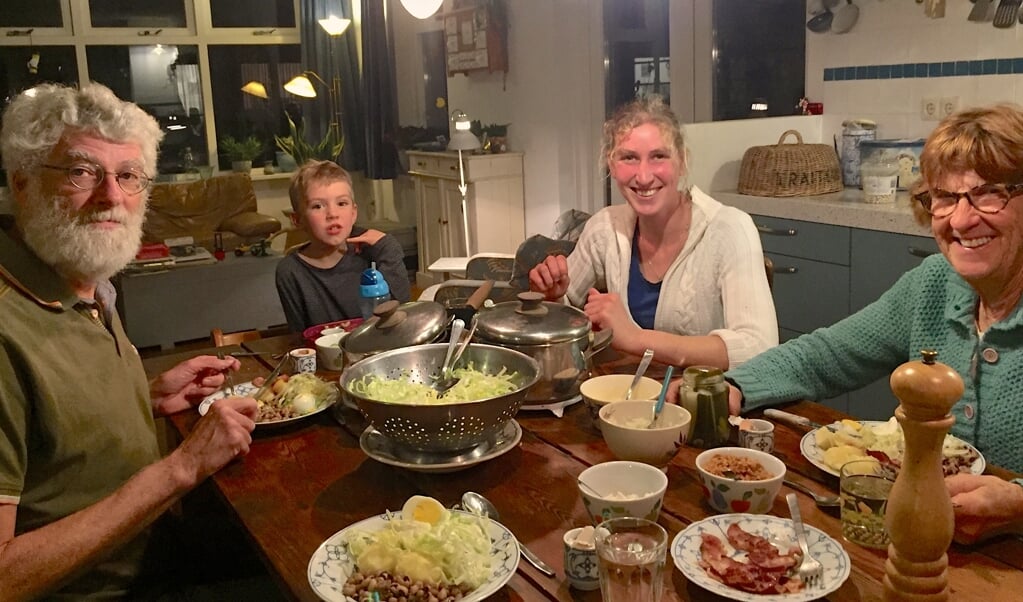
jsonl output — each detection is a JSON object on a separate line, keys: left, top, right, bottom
{"left": 473, "top": 291, "right": 610, "bottom": 403}
{"left": 340, "top": 299, "right": 449, "bottom": 366}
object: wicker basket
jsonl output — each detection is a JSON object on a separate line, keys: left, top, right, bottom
{"left": 737, "top": 130, "right": 842, "bottom": 197}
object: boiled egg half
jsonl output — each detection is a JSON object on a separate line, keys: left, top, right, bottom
{"left": 401, "top": 495, "right": 447, "bottom": 526}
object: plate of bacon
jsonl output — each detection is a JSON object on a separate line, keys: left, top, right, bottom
{"left": 672, "top": 514, "right": 850, "bottom": 601}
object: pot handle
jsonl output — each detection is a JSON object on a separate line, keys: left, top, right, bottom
{"left": 373, "top": 299, "right": 407, "bottom": 329}
{"left": 585, "top": 328, "right": 614, "bottom": 359}
{"left": 465, "top": 280, "right": 495, "bottom": 310}
{"left": 515, "top": 291, "right": 549, "bottom": 316}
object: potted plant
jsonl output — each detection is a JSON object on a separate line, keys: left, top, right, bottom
{"left": 274, "top": 113, "right": 344, "bottom": 167}
{"left": 220, "top": 135, "right": 264, "bottom": 172}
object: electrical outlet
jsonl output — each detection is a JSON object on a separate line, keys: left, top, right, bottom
{"left": 921, "top": 97, "right": 940, "bottom": 121}
{"left": 939, "top": 96, "right": 960, "bottom": 118}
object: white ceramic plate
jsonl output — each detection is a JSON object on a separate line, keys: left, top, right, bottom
{"left": 360, "top": 420, "right": 521, "bottom": 473}
{"left": 307, "top": 511, "right": 519, "bottom": 602}
{"left": 199, "top": 380, "right": 336, "bottom": 428}
{"left": 799, "top": 420, "right": 985, "bottom": 477}
{"left": 672, "top": 514, "right": 850, "bottom": 601}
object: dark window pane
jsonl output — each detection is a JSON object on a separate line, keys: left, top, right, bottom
{"left": 208, "top": 44, "right": 301, "bottom": 170}
{"left": 88, "top": 0, "right": 187, "bottom": 28}
{"left": 87, "top": 45, "right": 207, "bottom": 175}
{"left": 210, "top": 0, "right": 295, "bottom": 28}
{"left": 0, "top": 46, "right": 78, "bottom": 182}
{"left": 0, "top": 0, "right": 63, "bottom": 28}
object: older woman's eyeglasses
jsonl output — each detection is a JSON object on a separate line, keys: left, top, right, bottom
{"left": 914, "top": 182, "right": 1023, "bottom": 218}
{"left": 42, "top": 163, "right": 151, "bottom": 195}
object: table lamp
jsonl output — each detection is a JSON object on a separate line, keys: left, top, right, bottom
{"left": 447, "top": 110, "right": 481, "bottom": 256}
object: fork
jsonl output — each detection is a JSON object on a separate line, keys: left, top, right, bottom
{"left": 216, "top": 350, "right": 236, "bottom": 396}
{"left": 786, "top": 493, "right": 823, "bottom": 588}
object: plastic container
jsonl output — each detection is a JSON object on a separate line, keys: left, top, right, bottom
{"left": 860, "top": 154, "right": 898, "bottom": 204}
{"left": 358, "top": 262, "right": 391, "bottom": 319}
{"left": 859, "top": 139, "right": 924, "bottom": 191}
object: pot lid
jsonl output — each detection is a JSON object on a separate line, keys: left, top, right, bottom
{"left": 475, "top": 291, "right": 591, "bottom": 345}
{"left": 343, "top": 300, "right": 448, "bottom": 354}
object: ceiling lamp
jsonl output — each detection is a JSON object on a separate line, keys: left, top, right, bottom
{"left": 240, "top": 81, "right": 268, "bottom": 99}
{"left": 318, "top": 15, "right": 351, "bottom": 36}
{"left": 400, "top": 0, "right": 444, "bottom": 20}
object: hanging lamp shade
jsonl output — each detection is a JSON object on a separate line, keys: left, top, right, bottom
{"left": 400, "top": 0, "right": 444, "bottom": 20}
{"left": 283, "top": 74, "right": 318, "bottom": 98}
{"left": 240, "top": 81, "right": 268, "bottom": 99}
{"left": 318, "top": 15, "right": 351, "bottom": 36}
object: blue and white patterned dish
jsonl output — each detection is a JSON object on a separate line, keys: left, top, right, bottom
{"left": 199, "top": 380, "right": 335, "bottom": 429}
{"left": 671, "top": 514, "right": 850, "bottom": 601}
{"left": 307, "top": 510, "right": 519, "bottom": 602}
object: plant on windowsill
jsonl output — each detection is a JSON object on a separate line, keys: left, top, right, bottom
{"left": 274, "top": 113, "right": 344, "bottom": 167}
{"left": 220, "top": 135, "right": 264, "bottom": 173}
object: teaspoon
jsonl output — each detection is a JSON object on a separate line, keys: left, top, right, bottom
{"left": 461, "top": 491, "right": 556, "bottom": 577}
{"left": 784, "top": 479, "right": 840, "bottom": 508}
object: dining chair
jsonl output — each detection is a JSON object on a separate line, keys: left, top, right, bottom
{"left": 211, "top": 328, "right": 263, "bottom": 348}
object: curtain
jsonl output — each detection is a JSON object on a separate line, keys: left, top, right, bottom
{"left": 299, "top": 0, "right": 365, "bottom": 171}
{"left": 173, "top": 64, "right": 203, "bottom": 114}
{"left": 360, "top": 0, "right": 401, "bottom": 179}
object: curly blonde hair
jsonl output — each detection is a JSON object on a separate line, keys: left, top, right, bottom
{"left": 600, "top": 95, "right": 689, "bottom": 185}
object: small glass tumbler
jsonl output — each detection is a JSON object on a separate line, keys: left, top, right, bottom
{"left": 594, "top": 517, "right": 667, "bottom": 602}
{"left": 840, "top": 459, "right": 895, "bottom": 548}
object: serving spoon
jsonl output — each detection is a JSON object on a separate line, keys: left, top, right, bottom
{"left": 461, "top": 491, "right": 556, "bottom": 577}
{"left": 434, "top": 318, "right": 465, "bottom": 393}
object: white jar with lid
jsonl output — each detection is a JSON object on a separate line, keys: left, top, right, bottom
{"left": 860, "top": 154, "right": 898, "bottom": 204}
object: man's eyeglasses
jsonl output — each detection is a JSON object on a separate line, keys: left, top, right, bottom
{"left": 42, "top": 163, "right": 151, "bottom": 195}
{"left": 913, "top": 182, "right": 1023, "bottom": 218}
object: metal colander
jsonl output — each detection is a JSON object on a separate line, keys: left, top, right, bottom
{"left": 340, "top": 343, "right": 540, "bottom": 452}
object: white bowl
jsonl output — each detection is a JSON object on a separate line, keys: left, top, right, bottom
{"left": 577, "top": 461, "right": 668, "bottom": 525}
{"left": 599, "top": 401, "right": 691, "bottom": 467}
{"left": 315, "top": 332, "right": 347, "bottom": 372}
{"left": 694, "top": 447, "right": 785, "bottom": 514}
{"left": 580, "top": 374, "right": 661, "bottom": 430}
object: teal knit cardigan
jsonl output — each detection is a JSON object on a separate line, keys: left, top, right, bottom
{"left": 727, "top": 254, "right": 1023, "bottom": 474}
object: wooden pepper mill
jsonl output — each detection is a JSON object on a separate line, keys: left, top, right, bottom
{"left": 883, "top": 350, "right": 963, "bottom": 601}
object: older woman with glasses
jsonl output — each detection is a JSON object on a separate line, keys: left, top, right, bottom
{"left": 722, "top": 103, "right": 1023, "bottom": 544}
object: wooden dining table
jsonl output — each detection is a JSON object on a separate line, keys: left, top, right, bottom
{"left": 143, "top": 334, "right": 1023, "bottom": 601}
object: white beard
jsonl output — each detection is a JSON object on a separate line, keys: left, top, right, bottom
{"left": 16, "top": 184, "right": 146, "bottom": 284}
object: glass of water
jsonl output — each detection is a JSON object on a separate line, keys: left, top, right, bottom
{"left": 594, "top": 517, "right": 667, "bottom": 602}
{"left": 840, "top": 458, "right": 895, "bottom": 549}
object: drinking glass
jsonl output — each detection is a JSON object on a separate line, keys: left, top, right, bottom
{"left": 840, "top": 458, "right": 895, "bottom": 548}
{"left": 594, "top": 517, "right": 667, "bottom": 601}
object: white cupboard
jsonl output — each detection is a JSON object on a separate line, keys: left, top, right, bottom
{"left": 407, "top": 151, "right": 525, "bottom": 287}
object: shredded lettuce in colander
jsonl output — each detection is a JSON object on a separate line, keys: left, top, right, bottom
{"left": 351, "top": 364, "right": 519, "bottom": 405}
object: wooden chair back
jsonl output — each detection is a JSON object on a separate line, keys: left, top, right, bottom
{"left": 211, "top": 328, "right": 263, "bottom": 348}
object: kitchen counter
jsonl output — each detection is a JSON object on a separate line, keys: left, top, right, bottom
{"left": 715, "top": 189, "right": 931, "bottom": 237}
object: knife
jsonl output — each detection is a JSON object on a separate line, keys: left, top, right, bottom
{"left": 763, "top": 408, "right": 833, "bottom": 431}
{"left": 251, "top": 353, "right": 290, "bottom": 401}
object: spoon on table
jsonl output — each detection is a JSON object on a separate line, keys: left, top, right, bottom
{"left": 624, "top": 348, "right": 654, "bottom": 400}
{"left": 785, "top": 479, "right": 840, "bottom": 508}
{"left": 577, "top": 478, "right": 605, "bottom": 498}
{"left": 461, "top": 491, "right": 556, "bottom": 577}
{"left": 647, "top": 365, "right": 674, "bottom": 429}
{"left": 434, "top": 318, "right": 465, "bottom": 393}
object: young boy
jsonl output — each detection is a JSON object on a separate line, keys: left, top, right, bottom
{"left": 275, "top": 160, "right": 411, "bottom": 332}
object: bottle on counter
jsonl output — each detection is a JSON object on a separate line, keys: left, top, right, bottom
{"left": 359, "top": 262, "right": 391, "bottom": 319}
{"left": 860, "top": 153, "right": 898, "bottom": 204}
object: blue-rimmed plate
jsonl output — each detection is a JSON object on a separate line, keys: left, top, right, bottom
{"left": 199, "top": 380, "right": 336, "bottom": 429}
{"left": 307, "top": 510, "right": 518, "bottom": 601}
{"left": 671, "top": 514, "right": 850, "bottom": 601}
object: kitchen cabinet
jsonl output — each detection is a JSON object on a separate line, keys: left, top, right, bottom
{"left": 407, "top": 151, "right": 524, "bottom": 288}
{"left": 750, "top": 213, "right": 939, "bottom": 418}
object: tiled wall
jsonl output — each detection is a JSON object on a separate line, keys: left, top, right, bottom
{"left": 805, "top": 0, "right": 1023, "bottom": 144}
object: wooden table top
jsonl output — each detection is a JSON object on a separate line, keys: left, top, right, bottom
{"left": 146, "top": 335, "right": 1023, "bottom": 601}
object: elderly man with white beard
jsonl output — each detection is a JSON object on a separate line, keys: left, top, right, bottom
{"left": 0, "top": 83, "right": 266, "bottom": 600}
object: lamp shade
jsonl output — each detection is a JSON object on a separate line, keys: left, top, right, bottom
{"left": 241, "top": 81, "right": 268, "bottom": 99}
{"left": 448, "top": 130, "right": 481, "bottom": 151}
{"left": 318, "top": 15, "right": 351, "bottom": 36}
{"left": 400, "top": 0, "right": 444, "bottom": 20}
{"left": 284, "top": 75, "right": 318, "bottom": 98}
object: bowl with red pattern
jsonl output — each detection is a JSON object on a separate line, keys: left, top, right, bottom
{"left": 302, "top": 318, "right": 363, "bottom": 346}
{"left": 695, "top": 447, "right": 785, "bottom": 514}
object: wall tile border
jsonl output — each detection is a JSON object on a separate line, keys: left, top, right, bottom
{"left": 824, "top": 58, "right": 1023, "bottom": 81}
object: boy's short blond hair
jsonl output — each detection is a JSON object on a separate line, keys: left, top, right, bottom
{"left": 288, "top": 159, "right": 355, "bottom": 214}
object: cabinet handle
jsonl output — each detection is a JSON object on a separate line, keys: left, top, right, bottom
{"left": 757, "top": 224, "right": 798, "bottom": 236}
{"left": 449, "top": 165, "right": 458, "bottom": 172}
{"left": 417, "top": 162, "right": 426, "bottom": 167}
{"left": 252, "top": 28, "right": 277, "bottom": 36}
{"left": 439, "top": 219, "right": 448, "bottom": 225}
{"left": 907, "top": 246, "right": 934, "bottom": 258}
{"left": 774, "top": 266, "right": 799, "bottom": 275}
{"left": 136, "top": 29, "right": 163, "bottom": 36}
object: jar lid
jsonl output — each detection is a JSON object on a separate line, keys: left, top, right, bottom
{"left": 343, "top": 300, "right": 448, "bottom": 354}
{"left": 682, "top": 365, "right": 725, "bottom": 385}
{"left": 475, "top": 291, "right": 591, "bottom": 345}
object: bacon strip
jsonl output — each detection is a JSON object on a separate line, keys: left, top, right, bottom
{"left": 697, "top": 525, "right": 804, "bottom": 594}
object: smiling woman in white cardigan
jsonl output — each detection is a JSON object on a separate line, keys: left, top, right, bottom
{"left": 528, "top": 96, "right": 777, "bottom": 369}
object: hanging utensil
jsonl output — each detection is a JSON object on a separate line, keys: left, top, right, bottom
{"left": 624, "top": 349, "right": 655, "bottom": 401}
{"left": 806, "top": 7, "right": 834, "bottom": 32}
{"left": 831, "top": 0, "right": 859, "bottom": 33}
{"left": 993, "top": 0, "right": 1021, "bottom": 27}
{"left": 969, "top": 0, "right": 993, "bottom": 22}
{"left": 647, "top": 365, "right": 674, "bottom": 429}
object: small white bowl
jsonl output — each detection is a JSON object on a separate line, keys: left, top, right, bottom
{"left": 577, "top": 461, "right": 668, "bottom": 525}
{"left": 599, "top": 401, "right": 691, "bottom": 467}
{"left": 314, "top": 332, "right": 347, "bottom": 372}
{"left": 694, "top": 447, "right": 785, "bottom": 514}
{"left": 320, "top": 326, "right": 347, "bottom": 337}
{"left": 580, "top": 374, "right": 661, "bottom": 430}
